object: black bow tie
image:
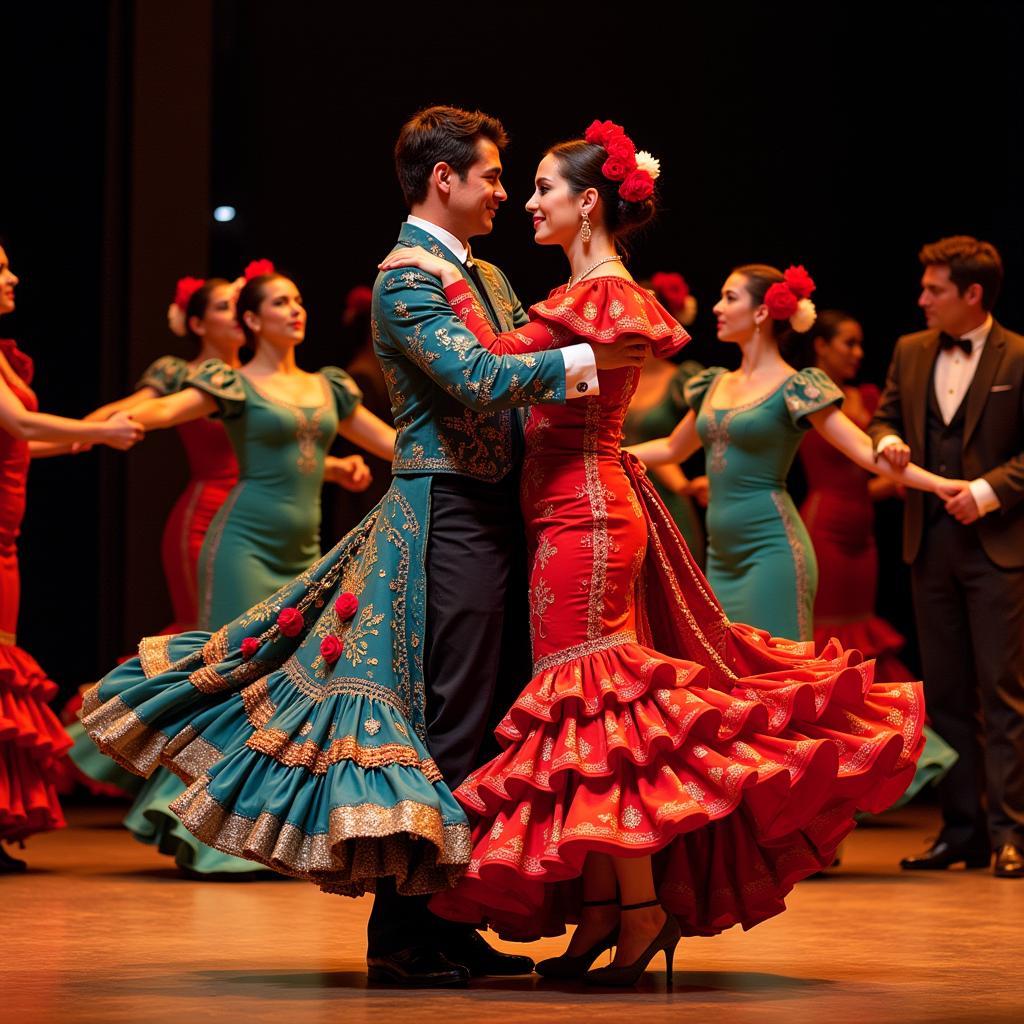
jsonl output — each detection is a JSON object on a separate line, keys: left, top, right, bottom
{"left": 939, "top": 332, "right": 972, "bottom": 356}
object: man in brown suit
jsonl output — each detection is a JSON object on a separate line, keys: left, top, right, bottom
{"left": 870, "top": 236, "right": 1024, "bottom": 878}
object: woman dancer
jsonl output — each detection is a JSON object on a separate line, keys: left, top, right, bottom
{"left": 633, "top": 264, "right": 898, "bottom": 642}
{"left": 84, "top": 274, "right": 245, "bottom": 631}
{"left": 84, "top": 122, "right": 943, "bottom": 985}
{"left": 623, "top": 271, "right": 705, "bottom": 562}
{"left": 0, "top": 242, "right": 142, "bottom": 869}
{"left": 797, "top": 310, "right": 956, "bottom": 803}
{"left": 126, "top": 267, "right": 394, "bottom": 628}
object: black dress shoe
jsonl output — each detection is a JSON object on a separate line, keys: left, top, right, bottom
{"left": 900, "top": 837, "right": 991, "bottom": 871}
{"left": 443, "top": 929, "right": 535, "bottom": 977}
{"left": 366, "top": 947, "right": 470, "bottom": 987}
{"left": 994, "top": 843, "right": 1024, "bottom": 878}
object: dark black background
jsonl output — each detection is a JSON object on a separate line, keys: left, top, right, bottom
{"left": 6, "top": 1, "right": 1023, "bottom": 690}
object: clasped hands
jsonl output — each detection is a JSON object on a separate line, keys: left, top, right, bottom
{"left": 879, "top": 441, "right": 980, "bottom": 524}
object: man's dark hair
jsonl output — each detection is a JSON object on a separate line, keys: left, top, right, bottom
{"left": 394, "top": 106, "right": 508, "bottom": 207}
{"left": 919, "top": 235, "right": 1004, "bottom": 311}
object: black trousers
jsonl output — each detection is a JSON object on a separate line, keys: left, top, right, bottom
{"left": 912, "top": 514, "right": 1024, "bottom": 848}
{"left": 367, "top": 473, "right": 531, "bottom": 956}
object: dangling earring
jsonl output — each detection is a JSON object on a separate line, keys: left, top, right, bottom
{"left": 580, "top": 209, "right": 592, "bottom": 244}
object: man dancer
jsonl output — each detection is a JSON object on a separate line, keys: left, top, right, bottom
{"left": 366, "top": 106, "right": 647, "bottom": 985}
{"left": 870, "top": 235, "right": 1024, "bottom": 879}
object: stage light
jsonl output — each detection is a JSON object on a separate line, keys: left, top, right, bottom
{"left": 213, "top": 206, "right": 237, "bottom": 223}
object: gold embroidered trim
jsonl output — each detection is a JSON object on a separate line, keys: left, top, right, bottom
{"left": 532, "top": 629, "right": 638, "bottom": 674}
{"left": 79, "top": 693, "right": 166, "bottom": 775}
{"left": 583, "top": 399, "right": 608, "bottom": 640}
{"left": 279, "top": 655, "right": 410, "bottom": 714}
{"left": 0, "top": 628, "right": 17, "bottom": 646}
{"left": 139, "top": 635, "right": 172, "bottom": 677}
{"left": 244, "top": 373, "right": 332, "bottom": 474}
{"left": 188, "top": 665, "right": 229, "bottom": 694}
{"left": 246, "top": 729, "right": 442, "bottom": 780}
{"left": 169, "top": 782, "right": 470, "bottom": 895}
{"left": 202, "top": 628, "right": 229, "bottom": 666}
{"left": 770, "top": 491, "right": 812, "bottom": 641}
{"left": 701, "top": 373, "right": 789, "bottom": 474}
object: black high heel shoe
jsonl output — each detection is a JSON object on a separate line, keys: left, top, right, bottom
{"left": 584, "top": 899, "right": 680, "bottom": 989}
{"left": 535, "top": 898, "right": 620, "bottom": 979}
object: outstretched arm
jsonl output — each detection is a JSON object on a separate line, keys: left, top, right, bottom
{"left": 129, "top": 389, "right": 218, "bottom": 431}
{"left": 83, "top": 386, "right": 159, "bottom": 422}
{"left": 337, "top": 405, "right": 396, "bottom": 462}
{"left": 627, "top": 410, "right": 703, "bottom": 466}
{"left": 0, "top": 372, "right": 142, "bottom": 449}
{"left": 808, "top": 405, "right": 957, "bottom": 495}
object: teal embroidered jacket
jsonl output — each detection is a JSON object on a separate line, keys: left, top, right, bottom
{"left": 373, "top": 221, "right": 568, "bottom": 482}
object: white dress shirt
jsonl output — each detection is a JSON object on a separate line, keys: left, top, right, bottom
{"left": 405, "top": 216, "right": 599, "bottom": 398}
{"left": 878, "top": 314, "right": 999, "bottom": 515}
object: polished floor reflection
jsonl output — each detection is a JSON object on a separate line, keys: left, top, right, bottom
{"left": 2, "top": 803, "right": 1020, "bottom": 1023}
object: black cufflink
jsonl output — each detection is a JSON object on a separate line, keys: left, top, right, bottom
{"left": 577, "top": 382, "right": 589, "bottom": 393}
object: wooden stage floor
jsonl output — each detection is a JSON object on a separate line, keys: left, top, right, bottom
{"left": 2, "top": 802, "right": 1020, "bottom": 1024}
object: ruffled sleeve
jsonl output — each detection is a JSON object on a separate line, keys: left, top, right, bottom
{"left": 0, "top": 339, "right": 34, "bottom": 385}
{"left": 682, "top": 367, "right": 727, "bottom": 415}
{"left": 528, "top": 278, "right": 690, "bottom": 357}
{"left": 184, "top": 359, "right": 246, "bottom": 419}
{"left": 136, "top": 355, "right": 189, "bottom": 396}
{"left": 666, "top": 360, "right": 706, "bottom": 417}
{"left": 783, "top": 367, "right": 844, "bottom": 429}
{"left": 320, "top": 366, "right": 363, "bottom": 421}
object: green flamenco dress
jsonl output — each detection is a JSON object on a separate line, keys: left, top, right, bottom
{"left": 622, "top": 360, "right": 706, "bottom": 563}
{"left": 81, "top": 475, "right": 470, "bottom": 895}
{"left": 686, "top": 367, "right": 843, "bottom": 641}
{"left": 113, "top": 360, "right": 365, "bottom": 874}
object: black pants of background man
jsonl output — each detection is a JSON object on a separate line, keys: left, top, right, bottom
{"left": 367, "top": 472, "right": 532, "bottom": 955}
{"left": 912, "top": 513, "right": 1024, "bottom": 849}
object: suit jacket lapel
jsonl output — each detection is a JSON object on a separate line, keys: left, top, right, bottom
{"left": 395, "top": 223, "right": 502, "bottom": 331}
{"left": 964, "top": 320, "right": 1006, "bottom": 445}
{"left": 909, "top": 331, "right": 941, "bottom": 454}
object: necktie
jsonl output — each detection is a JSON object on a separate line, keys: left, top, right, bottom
{"left": 939, "top": 332, "right": 972, "bottom": 356}
{"left": 465, "top": 260, "right": 500, "bottom": 327}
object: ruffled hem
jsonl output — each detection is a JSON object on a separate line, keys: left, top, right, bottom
{"left": 124, "top": 767, "right": 265, "bottom": 873}
{"left": 0, "top": 643, "right": 68, "bottom": 839}
{"left": 81, "top": 628, "right": 471, "bottom": 895}
{"left": 430, "top": 631, "right": 924, "bottom": 940}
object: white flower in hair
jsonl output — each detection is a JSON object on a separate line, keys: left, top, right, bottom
{"left": 635, "top": 150, "right": 661, "bottom": 180}
{"left": 167, "top": 303, "right": 187, "bottom": 338}
{"left": 790, "top": 297, "right": 817, "bottom": 334}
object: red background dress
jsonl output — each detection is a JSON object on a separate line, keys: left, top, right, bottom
{"left": 428, "top": 280, "right": 925, "bottom": 940}
{"left": 0, "top": 340, "right": 69, "bottom": 840}
{"left": 799, "top": 384, "right": 910, "bottom": 678}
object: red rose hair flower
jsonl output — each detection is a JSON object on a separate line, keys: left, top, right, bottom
{"left": 585, "top": 119, "right": 625, "bottom": 146}
{"left": 618, "top": 169, "right": 655, "bottom": 203}
{"left": 335, "top": 592, "right": 359, "bottom": 621}
{"left": 320, "top": 635, "right": 343, "bottom": 665}
{"left": 764, "top": 281, "right": 799, "bottom": 320}
{"left": 244, "top": 258, "right": 276, "bottom": 280}
{"left": 651, "top": 272, "right": 690, "bottom": 312}
{"left": 174, "top": 276, "right": 205, "bottom": 312}
{"left": 277, "top": 607, "right": 304, "bottom": 637}
{"left": 783, "top": 265, "right": 816, "bottom": 299}
{"left": 601, "top": 156, "right": 633, "bottom": 182}
{"left": 240, "top": 637, "right": 259, "bottom": 661}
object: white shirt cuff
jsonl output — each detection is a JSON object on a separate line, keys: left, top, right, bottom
{"left": 561, "top": 343, "right": 599, "bottom": 399}
{"left": 876, "top": 434, "right": 904, "bottom": 454}
{"left": 968, "top": 478, "right": 1001, "bottom": 516}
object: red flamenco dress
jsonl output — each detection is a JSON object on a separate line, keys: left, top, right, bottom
{"left": 799, "top": 382, "right": 955, "bottom": 803}
{"left": 428, "top": 279, "right": 925, "bottom": 940}
{"left": 0, "top": 340, "right": 68, "bottom": 843}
